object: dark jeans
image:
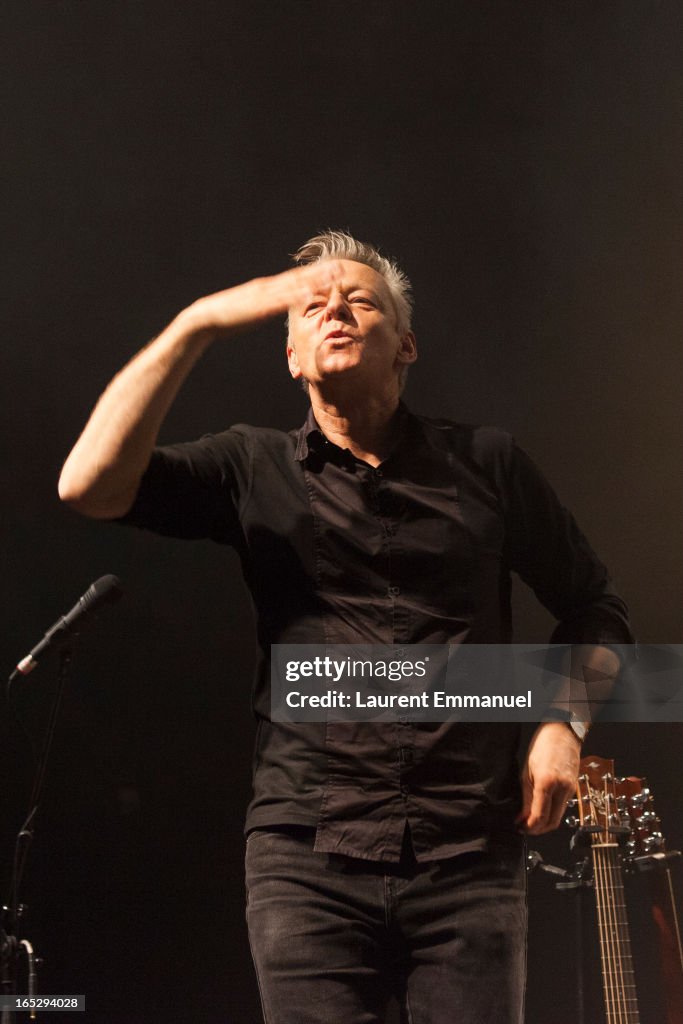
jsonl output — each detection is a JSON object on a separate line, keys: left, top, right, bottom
{"left": 245, "top": 827, "right": 527, "bottom": 1024}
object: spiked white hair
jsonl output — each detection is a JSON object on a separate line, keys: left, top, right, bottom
{"left": 291, "top": 230, "right": 413, "bottom": 333}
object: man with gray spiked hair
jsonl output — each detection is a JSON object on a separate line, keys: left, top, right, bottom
{"left": 59, "top": 230, "right": 632, "bottom": 1023}
{"left": 288, "top": 230, "right": 414, "bottom": 395}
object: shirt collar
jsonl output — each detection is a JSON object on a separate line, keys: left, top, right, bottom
{"left": 294, "top": 401, "right": 414, "bottom": 463}
{"left": 294, "top": 405, "right": 325, "bottom": 462}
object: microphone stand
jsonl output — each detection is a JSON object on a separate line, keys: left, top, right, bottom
{"left": 2, "top": 645, "right": 75, "bottom": 1020}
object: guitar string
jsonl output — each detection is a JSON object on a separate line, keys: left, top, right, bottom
{"left": 592, "top": 843, "right": 613, "bottom": 1022}
{"left": 593, "top": 776, "right": 640, "bottom": 1023}
{"left": 603, "top": 837, "right": 626, "bottom": 1023}
{"left": 606, "top": 844, "right": 637, "bottom": 1021}
{"left": 606, "top": 780, "right": 638, "bottom": 1022}
{"left": 595, "top": 832, "right": 621, "bottom": 1020}
{"left": 591, "top": 784, "right": 619, "bottom": 1022}
{"left": 600, "top": 775, "right": 624, "bottom": 1022}
{"left": 615, "top": 843, "right": 639, "bottom": 1021}
{"left": 617, "top": 788, "right": 642, "bottom": 1022}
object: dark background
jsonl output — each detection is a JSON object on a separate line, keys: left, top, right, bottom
{"left": 2, "top": 2, "right": 682, "bottom": 1021}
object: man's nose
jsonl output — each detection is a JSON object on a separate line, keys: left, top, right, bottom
{"left": 324, "top": 290, "right": 351, "bottom": 321}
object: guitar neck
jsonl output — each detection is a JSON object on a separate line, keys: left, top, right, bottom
{"left": 591, "top": 840, "right": 640, "bottom": 1023}
{"left": 578, "top": 756, "right": 641, "bottom": 1023}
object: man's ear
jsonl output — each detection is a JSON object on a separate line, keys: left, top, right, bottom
{"left": 397, "top": 331, "right": 418, "bottom": 365}
{"left": 286, "top": 341, "right": 302, "bottom": 379}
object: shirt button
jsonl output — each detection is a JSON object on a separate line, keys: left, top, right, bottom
{"left": 388, "top": 586, "right": 400, "bottom": 597}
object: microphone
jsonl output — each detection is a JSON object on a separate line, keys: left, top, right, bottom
{"left": 9, "top": 575, "right": 123, "bottom": 682}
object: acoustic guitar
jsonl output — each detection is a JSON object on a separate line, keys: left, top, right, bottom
{"left": 572, "top": 755, "right": 683, "bottom": 1023}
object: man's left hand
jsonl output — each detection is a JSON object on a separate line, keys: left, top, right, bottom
{"left": 516, "top": 722, "right": 582, "bottom": 835}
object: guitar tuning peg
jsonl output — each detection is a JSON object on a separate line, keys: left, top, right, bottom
{"left": 643, "top": 833, "right": 665, "bottom": 851}
{"left": 564, "top": 816, "right": 579, "bottom": 828}
{"left": 566, "top": 798, "right": 578, "bottom": 809}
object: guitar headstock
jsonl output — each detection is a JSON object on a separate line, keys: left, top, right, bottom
{"left": 567, "top": 757, "right": 667, "bottom": 861}
{"left": 572, "top": 755, "right": 631, "bottom": 843}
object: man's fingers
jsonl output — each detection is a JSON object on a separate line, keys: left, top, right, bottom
{"left": 515, "top": 776, "right": 533, "bottom": 828}
{"left": 232, "top": 259, "right": 344, "bottom": 325}
{"left": 525, "top": 782, "right": 573, "bottom": 835}
{"left": 546, "top": 793, "right": 570, "bottom": 833}
{"left": 525, "top": 783, "right": 553, "bottom": 834}
{"left": 278, "top": 259, "right": 344, "bottom": 310}
{"left": 192, "top": 259, "right": 346, "bottom": 337}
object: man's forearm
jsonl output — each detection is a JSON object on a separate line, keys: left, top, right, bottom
{"left": 57, "top": 260, "right": 342, "bottom": 520}
{"left": 518, "top": 646, "right": 622, "bottom": 834}
{"left": 58, "top": 307, "right": 214, "bottom": 519}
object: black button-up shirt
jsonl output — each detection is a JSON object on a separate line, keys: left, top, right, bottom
{"left": 120, "top": 404, "right": 632, "bottom": 862}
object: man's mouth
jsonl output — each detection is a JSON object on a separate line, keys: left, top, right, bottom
{"left": 324, "top": 330, "right": 356, "bottom": 343}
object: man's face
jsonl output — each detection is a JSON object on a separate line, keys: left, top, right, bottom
{"left": 286, "top": 259, "right": 416, "bottom": 391}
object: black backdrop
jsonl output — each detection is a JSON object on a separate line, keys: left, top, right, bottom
{"left": 2, "top": 3, "right": 682, "bottom": 1022}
